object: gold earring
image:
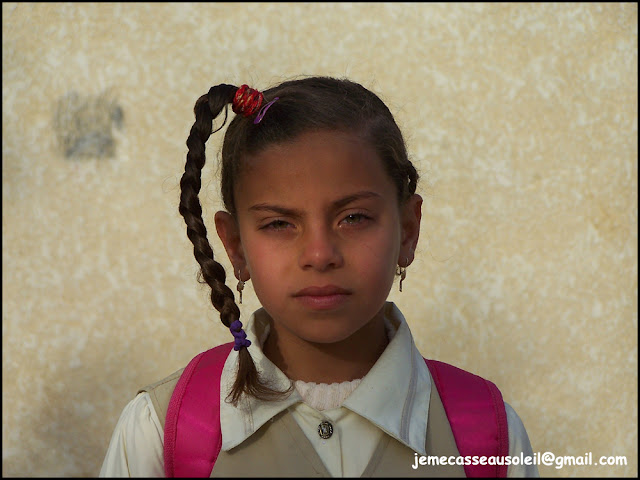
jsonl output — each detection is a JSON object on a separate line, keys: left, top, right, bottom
{"left": 236, "top": 269, "right": 245, "bottom": 304}
{"left": 396, "top": 257, "right": 408, "bottom": 292}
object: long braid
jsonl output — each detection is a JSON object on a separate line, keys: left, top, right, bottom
{"left": 179, "top": 85, "right": 240, "bottom": 327}
{"left": 179, "top": 84, "right": 291, "bottom": 405}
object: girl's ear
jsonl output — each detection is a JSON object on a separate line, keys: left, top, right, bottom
{"left": 399, "top": 194, "right": 423, "bottom": 267}
{"left": 214, "top": 211, "right": 248, "bottom": 279}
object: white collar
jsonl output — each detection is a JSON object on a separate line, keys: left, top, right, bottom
{"left": 219, "top": 302, "right": 431, "bottom": 456}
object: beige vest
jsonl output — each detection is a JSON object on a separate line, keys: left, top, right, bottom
{"left": 141, "top": 371, "right": 464, "bottom": 477}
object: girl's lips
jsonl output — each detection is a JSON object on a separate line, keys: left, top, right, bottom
{"left": 293, "top": 285, "right": 351, "bottom": 297}
{"left": 293, "top": 285, "right": 352, "bottom": 310}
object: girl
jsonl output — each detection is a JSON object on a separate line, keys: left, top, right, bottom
{"left": 100, "top": 77, "right": 539, "bottom": 477}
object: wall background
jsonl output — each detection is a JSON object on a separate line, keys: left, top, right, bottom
{"left": 2, "top": 3, "right": 637, "bottom": 477}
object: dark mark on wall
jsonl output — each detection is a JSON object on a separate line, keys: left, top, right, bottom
{"left": 53, "top": 89, "right": 124, "bottom": 159}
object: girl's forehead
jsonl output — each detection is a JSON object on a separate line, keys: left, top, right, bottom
{"left": 234, "top": 131, "right": 397, "bottom": 207}
{"left": 246, "top": 130, "right": 367, "bottom": 161}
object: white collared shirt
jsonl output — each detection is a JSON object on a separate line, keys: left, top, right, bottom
{"left": 100, "top": 302, "right": 539, "bottom": 477}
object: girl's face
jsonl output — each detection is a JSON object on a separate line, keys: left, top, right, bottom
{"left": 216, "top": 130, "right": 421, "bottom": 346}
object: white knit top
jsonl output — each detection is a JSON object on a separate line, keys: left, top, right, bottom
{"left": 294, "top": 378, "right": 363, "bottom": 411}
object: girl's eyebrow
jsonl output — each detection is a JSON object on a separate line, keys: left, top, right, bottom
{"left": 332, "top": 191, "right": 381, "bottom": 210}
{"left": 248, "top": 191, "right": 382, "bottom": 216}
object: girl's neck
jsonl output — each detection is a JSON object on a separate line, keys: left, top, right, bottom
{"left": 262, "top": 311, "right": 389, "bottom": 384}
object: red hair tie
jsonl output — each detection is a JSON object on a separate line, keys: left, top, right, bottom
{"left": 232, "top": 85, "right": 264, "bottom": 117}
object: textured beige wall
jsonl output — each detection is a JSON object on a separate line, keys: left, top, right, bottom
{"left": 2, "top": 3, "right": 637, "bottom": 477}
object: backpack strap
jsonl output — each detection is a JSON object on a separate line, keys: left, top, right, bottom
{"left": 164, "top": 342, "right": 233, "bottom": 477}
{"left": 424, "top": 359, "right": 509, "bottom": 477}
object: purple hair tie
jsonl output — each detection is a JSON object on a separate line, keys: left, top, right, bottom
{"left": 253, "top": 97, "right": 279, "bottom": 124}
{"left": 230, "top": 319, "right": 252, "bottom": 351}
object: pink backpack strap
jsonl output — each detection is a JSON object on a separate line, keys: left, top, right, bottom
{"left": 425, "top": 359, "right": 509, "bottom": 478}
{"left": 164, "top": 342, "right": 233, "bottom": 478}
{"left": 164, "top": 346, "right": 508, "bottom": 477}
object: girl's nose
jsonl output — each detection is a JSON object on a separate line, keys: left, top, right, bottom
{"left": 298, "top": 225, "right": 344, "bottom": 271}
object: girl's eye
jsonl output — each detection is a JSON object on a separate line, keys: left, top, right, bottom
{"left": 261, "top": 219, "right": 292, "bottom": 230}
{"left": 341, "top": 213, "right": 370, "bottom": 225}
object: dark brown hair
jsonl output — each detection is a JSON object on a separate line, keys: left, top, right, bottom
{"left": 179, "top": 77, "right": 419, "bottom": 405}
